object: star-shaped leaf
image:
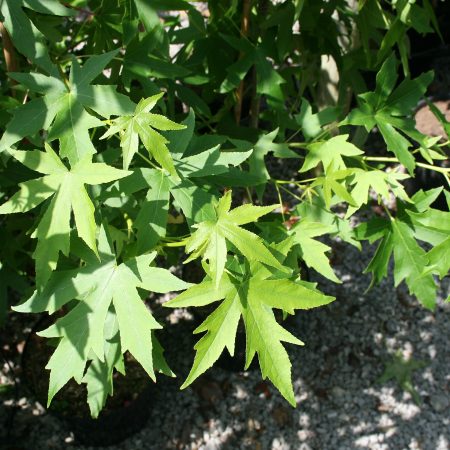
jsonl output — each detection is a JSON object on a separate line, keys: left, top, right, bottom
{"left": 357, "top": 207, "right": 441, "bottom": 309}
{"left": 184, "top": 190, "right": 285, "bottom": 286}
{"left": 346, "top": 168, "right": 410, "bottom": 217}
{"left": 0, "top": 145, "right": 130, "bottom": 287}
{"left": 309, "top": 168, "right": 357, "bottom": 209}
{"left": 345, "top": 54, "right": 433, "bottom": 174}
{"left": 101, "top": 93, "right": 186, "bottom": 175}
{"left": 166, "top": 243, "right": 335, "bottom": 406}
{"left": 299, "top": 134, "right": 363, "bottom": 174}
{"left": 290, "top": 220, "right": 340, "bottom": 283}
{"left": 13, "top": 226, "right": 188, "bottom": 408}
{"left": 1, "top": 51, "right": 135, "bottom": 165}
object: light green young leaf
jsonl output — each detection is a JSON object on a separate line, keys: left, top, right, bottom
{"left": 14, "top": 229, "right": 188, "bottom": 407}
{"left": 290, "top": 221, "right": 340, "bottom": 283}
{"left": 310, "top": 168, "right": 357, "bottom": 209}
{"left": 0, "top": 145, "right": 130, "bottom": 287}
{"left": 346, "top": 168, "right": 410, "bottom": 217}
{"left": 427, "top": 237, "right": 450, "bottom": 279}
{"left": 300, "top": 135, "right": 363, "bottom": 174}
{"left": 101, "top": 94, "right": 185, "bottom": 175}
{"left": 185, "top": 190, "right": 283, "bottom": 286}
{"left": 182, "top": 291, "right": 241, "bottom": 388}
{"left": 166, "top": 258, "right": 334, "bottom": 405}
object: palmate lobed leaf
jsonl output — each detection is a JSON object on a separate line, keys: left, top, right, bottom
{"left": 0, "top": 145, "right": 130, "bottom": 287}
{"left": 101, "top": 93, "right": 186, "bottom": 175}
{"left": 356, "top": 192, "right": 450, "bottom": 310}
{"left": 344, "top": 53, "right": 434, "bottom": 174}
{"left": 166, "top": 249, "right": 335, "bottom": 405}
{"left": 300, "top": 134, "right": 363, "bottom": 174}
{"left": 345, "top": 168, "right": 410, "bottom": 218}
{"left": 13, "top": 226, "right": 189, "bottom": 409}
{"left": 290, "top": 220, "right": 340, "bottom": 283}
{"left": 184, "top": 190, "right": 285, "bottom": 286}
{"left": 1, "top": 51, "right": 135, "bottom": 165}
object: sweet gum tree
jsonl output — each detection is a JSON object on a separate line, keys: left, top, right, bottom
{"left": 0, "top": 0, "right": 448, "bottom": 417}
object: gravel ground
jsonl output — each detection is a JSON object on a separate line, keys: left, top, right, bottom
{"left": 1, "top": 230, "right": 449, "bottom": 450}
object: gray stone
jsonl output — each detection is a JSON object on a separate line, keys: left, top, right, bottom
{"left": 430, "top": 394, "right": 449, "bottom": 413}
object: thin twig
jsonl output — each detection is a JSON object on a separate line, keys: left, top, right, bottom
{"left": 234, "top": 0, "right": 252, "bottom": 124}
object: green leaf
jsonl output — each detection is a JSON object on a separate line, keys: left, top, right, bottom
{"left": 166, "top": 256, "right": 334, "bottom": 405}
{"left": 249, "top": 129, "right": 297, "bottom": 191}
{"left": 135, "top": 170, "right": 171, "bottom": 253}
{"left": 346, "top": 168, "right": 409, "bottom": 217}
{"left": 358, "top": 215, "right": 437, "bottom": 307}
{"left": 82, "top": 310, "right": 123, "bottom": 418}
{"left": 1, "top": 53, "right": 135, "bottom": 164}
{"left": 182, "top": 291, "right": 241, "bottom": 387}
{"left": 0, "top": 145, "right": 130, "bottom": 287}
{"left": 364, "top": 223, "right": 394, "bottom": 285}
{"left": 175, "top": 146, "right": 252, "bottom": 178}
{"left": 14, "top": 229, "right": 188, "bottom": 407}
{"left": 169, "top": 178, "right": 217, "bottom": 227}
{"left": 185, "top": 190, "right": 284, "bottom": 286}
{"left": 300, "top": 135, "right": 363, "bottom": 174}
{"left": 345, "top": 55, "right": 433, "bottom": 174}
{"left": 101, "top": 94, "right": 185, "bottom": 175}
{"left": 376, "top": 119, "right": 415, "bottom": 174}
{"left": 427, "top": 237, "right": 450, "bottom": 279}
{"left": 0, "top": 0, "right": 74, "bottom": 74}
{"left": 290, "top": 221, "right": 340, "bottom": 283}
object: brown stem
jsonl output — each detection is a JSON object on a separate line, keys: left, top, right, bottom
{"left": 234, "top": 0, "right": 252, "bottom": 124}
{"left": 0, "top": 22, "right": 19, "bottom": 88}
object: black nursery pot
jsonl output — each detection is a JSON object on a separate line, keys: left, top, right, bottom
{"left": 21, "top": 316, "right": 154, "bottom": 447}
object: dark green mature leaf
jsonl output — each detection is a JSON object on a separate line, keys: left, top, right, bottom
{"left": 174, "top": 145, "right": 252, "bottom": 178}
{"left": 82, "top": 310, "right": 124, "bottom": 418}
{"left": 0, "top": 0, "right": 74, "bottom": 75}
{"left": 0, "top": 145, "right": 130, "bottom": 287}
{"left": 345, "top": 54, "right": 433, "bottom": 174}
{"left": 1, "top": 52, "right": 135, "bottom": 165}
{"left": 135, "top": 169, "right": 171, "bottom": 253}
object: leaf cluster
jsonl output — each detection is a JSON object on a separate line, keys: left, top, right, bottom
{"left": 0, "top": 0, "right": 448, "bottom": 416}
